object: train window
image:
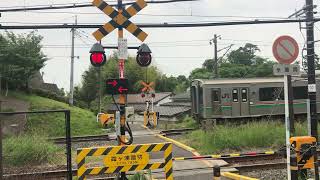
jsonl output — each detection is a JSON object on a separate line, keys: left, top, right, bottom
{"left": 293, "top": 86, "right": 308, "bottom": 99}
{"left": 233, "top": 89, "right": 238, "bottom": 102}
{"left": 191, "top": 86, "right": 197, "bottom": 112}
{"left": 241, "top": 88, "right": 248, "bottom": 102}
{"left": 212, "top": 90, "right": 220, "bottom": 102}
{"left": 199, "top": 87, "right": 203, "bottom": 105}
{"left": 259, "top": 87, "right": 284, "bottom": 101}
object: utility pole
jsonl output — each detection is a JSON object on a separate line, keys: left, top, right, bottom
{"left": 305, "top": 0, "right": 319, "bottom": 179}
{"left": 69, "top": 16, "right": 77, "bottom": 106}
{"left": 0, "top": 101, "right": 2, "bottom": 180}
{"left": 210, "top": 34, "right": 220, "bottom": 78}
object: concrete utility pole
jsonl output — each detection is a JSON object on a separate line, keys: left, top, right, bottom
{"left": 305, "top": 0, "right": 319, "bottom": 179}
{"left": 210, "top": 34, "right": 221, "bottom": 78}
{"left": 69, "top": 16, "right": 77, "bottom": 106}
{"left": 0, "top": 101, "right": 2, "bottom": 180}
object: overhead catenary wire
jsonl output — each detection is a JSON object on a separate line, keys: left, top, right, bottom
{"left": 1, "top": 18, "right": 319, "bottom": 30}
{"left": 0, "top": 0, "right": 198, "bottom": 12}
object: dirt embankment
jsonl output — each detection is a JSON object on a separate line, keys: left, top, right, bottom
{"left": 0, "top": 96, "right": 29, "bottom": 135}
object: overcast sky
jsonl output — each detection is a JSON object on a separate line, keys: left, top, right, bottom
{"left": 0, "top": 0, "right": 319, "bottom": 91}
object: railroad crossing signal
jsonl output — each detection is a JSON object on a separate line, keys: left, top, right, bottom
{"left": 141, "top": 81, "right": 154, "bottom": 93}
{"left": 106, "top": 79, "right": 129, "bottom": 94}
{"left": 92, "top": 0, "right": 148, "bottom": 42}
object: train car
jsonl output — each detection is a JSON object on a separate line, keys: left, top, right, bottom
{"left": 191, "top": 77, "right": 320, "bottom": 120}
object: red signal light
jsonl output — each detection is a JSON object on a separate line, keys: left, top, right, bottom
{"left": 90, "top": 52, "right": 106, "bottom": 67}
{"left": 141, "top": 94, "right": 145, "bottom": 98}
{"left": 151, "top": 93, "right": 155, "bottom": 98}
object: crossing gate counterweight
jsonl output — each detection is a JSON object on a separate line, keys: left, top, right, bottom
{"left": 77, "top": 143, "right": 173, "bottom": 180}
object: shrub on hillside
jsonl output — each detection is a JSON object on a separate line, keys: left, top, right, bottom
{"left": 31, "top": 88, "right": 67, "bottom": 103}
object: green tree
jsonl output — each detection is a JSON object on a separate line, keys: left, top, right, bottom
{"left": 228, "top": 43, "right": 260, "bottom": 65}
{"left": 189, "top": 68, "right": 212, "bottom": 80}
{"left": 77, "top": 66, "right": 99, "bottom": 108}
{"left": 0, "top": 31, "right": 47, "bottom": 93}
{"left": 189, "top": 43, "right": 275, "bottom": 80}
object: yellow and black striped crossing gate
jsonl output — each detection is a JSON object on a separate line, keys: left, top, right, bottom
{"left": 92, "top": 0, "right": 148, "bottom": 42}
{"left": 77, "top": 143, "right": 173, "bottom": 180}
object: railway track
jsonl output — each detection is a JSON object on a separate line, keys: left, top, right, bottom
{"left": 160, "top": 128, "right": 195, "bottom": 136}
{"left": 50, "top": 134, "right": 116, "bottom": 144}
{"left": 50, "top": 128, "right": 194, "bottom": 144}
{"left": 233, "top": 162, "right": 286, "bottom": 172}
{"left": 3, "top": 153, "right": 285, "bottom": 179}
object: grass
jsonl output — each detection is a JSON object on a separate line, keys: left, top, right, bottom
{"left": 3, "top": 134, "right": 62, "bottom": 166}
{"left": 128, "top": 170, "right": 151, "bottom": 180}
{"left": 2, "top": 91, "right": 106, "bottom": 167}
{"left": 11, "top": 91, "right": 104, "bottom": 137}
{"left": 179, "top": 120, "right": 310, "bottom": 154}
{"left": 1, "top": 107, "right": 15, "bottom": 112}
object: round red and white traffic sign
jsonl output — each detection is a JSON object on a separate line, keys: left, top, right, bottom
{"left": 272, "top": 35, "right": 299, "bottom": 64}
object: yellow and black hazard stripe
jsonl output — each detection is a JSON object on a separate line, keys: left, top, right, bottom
{"left": 121, "top": 20, "right": 148, "bottom": 42}
{"left": 121, "top": 0, "right": 147, "bottom": 19}
{"left": 92, "top": 0, "right": 148, "bottom": 41}
{"left": 77, "top": 143, "right": 173, "bottom": 180}
{"left": 164, "top": 143, "right": 173, "bottom": 180}
{"left": 92, "top": 0, "right": 118, "bottom": 19}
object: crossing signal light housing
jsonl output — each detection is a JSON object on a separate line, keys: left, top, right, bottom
{"left": 90, "top": 43, "right": 106, "bottom": 67}
{"left": 136, "top": 43, "right": 152, "bottom": 67}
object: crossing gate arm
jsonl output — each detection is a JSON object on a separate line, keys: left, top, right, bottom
{"left": 76, "top": 143, "right": 173, "bottom": 180}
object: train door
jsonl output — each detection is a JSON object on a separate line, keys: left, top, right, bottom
{"left": 231, "top": 88, "right": 241, "bottom": 116}
{"left": 231, "top": 88, "right": 250, "bottom": 116}
{"left": 191, "top": 86, "right": 198, "bottom": 114}
{"left": 240, "top": 88, "right": 249, "bottom": 116}
{"left": 211, "top": 89, "right": 222, "bottom": 115}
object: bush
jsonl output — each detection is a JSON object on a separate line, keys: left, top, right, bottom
{"left": 3, "top": 134, "right": 61, "bottom": 166}
{"left": 30, "top": 88, "right": 67, "bottom": 104}
{"left": 181, "top": 121, "right": 309, "bottom": 154}
{"left": 128, "top": 171, "right": 150, "bottom": 180}
{"left": 1, "top": 108, "right": 15, "bottom": 112}
{"left": 183, "top": 116, "right": 198, "bottom": 128}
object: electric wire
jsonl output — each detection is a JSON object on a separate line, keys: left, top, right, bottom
{"left": 0, "top": 0, "right": 198, "bottom": 12}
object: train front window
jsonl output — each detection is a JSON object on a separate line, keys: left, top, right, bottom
{"left": 232, "top": 89, "right": 238, "bottom": 102}
{"left": 241, "top": 88, "right": 248, "bottom": 102}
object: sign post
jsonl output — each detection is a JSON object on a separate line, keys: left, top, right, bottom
{"left": 272, "top": 35, "right": 300, "bottom": 180}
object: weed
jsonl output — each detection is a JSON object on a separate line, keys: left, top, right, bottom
{"left": 3, "top": 134, "right": 61, "bottom": 166}
{"left": 1, "top": 108, "right": 15, "bottom": 112}
{"left": 128, "top": 171, "right": 149, "bottom": 180}
{"left": 180, "top": 121, "right": 310, "bottom": 154}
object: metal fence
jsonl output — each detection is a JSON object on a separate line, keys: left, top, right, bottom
{"left": 0, "top": 110, "right": 72, "bottom": 180}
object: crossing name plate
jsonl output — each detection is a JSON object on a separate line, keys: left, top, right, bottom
{"left": 104, "top": 153, "right": 149, "bottom": 167}
{"left": 273, "top": 64, "right": 300, "bottom": 76}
